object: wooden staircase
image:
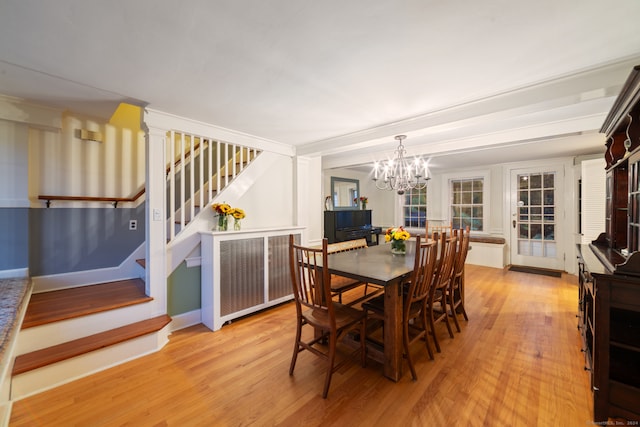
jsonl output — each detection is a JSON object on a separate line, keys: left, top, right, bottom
{"left": 9, "top": 132, "right": 268, "bottom": 404}
{"left": 11, "top": 279, "right": 171, "bottom": 400}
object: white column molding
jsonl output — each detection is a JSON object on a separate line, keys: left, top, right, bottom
{"left": 295, "top": 155, "right": 322, "bottom": 246}
{"left": 143, "top": 119, "right": 167, "bottom": 315}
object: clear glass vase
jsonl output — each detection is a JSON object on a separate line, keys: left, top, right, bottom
{"left": 234, "top": 218, "right": 241, "bottom": 231}
{"left": 390, "top": 239, "right": 406, "bottom": 255}
{"left": 217, "top": 215, "right": 228, "bottom": 231}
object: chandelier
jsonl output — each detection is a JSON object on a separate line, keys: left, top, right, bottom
{"left": 372, "top": 135, "right": 429, "bottom": 195}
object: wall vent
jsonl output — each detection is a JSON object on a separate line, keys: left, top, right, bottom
{"left": 74, "top": 129, "right": 103, "bottom": 142}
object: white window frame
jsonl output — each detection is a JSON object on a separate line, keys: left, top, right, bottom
{"left": 441, "top": 169, "right": 490, "bottom": 234}
{"left": 400, "top": 185, "right": 428, "bottom": 233}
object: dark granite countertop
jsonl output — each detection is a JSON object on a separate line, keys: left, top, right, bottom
{"left": 0, "top": 277, "right": 32, "bottom": 363}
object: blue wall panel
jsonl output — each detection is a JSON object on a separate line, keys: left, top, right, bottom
{"left": 28, "top": 204, "right": 146, "bottom": 276}
{"left": 0, "top": 208, "right": 29, "bottom": 271}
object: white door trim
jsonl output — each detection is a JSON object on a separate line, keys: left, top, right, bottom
{"left": 503, "top": 157, "right": 576, "bottom": 272}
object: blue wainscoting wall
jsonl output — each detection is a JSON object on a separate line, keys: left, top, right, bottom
{"left": 0, "top": 208, "right": 29, "bottom": 272}
{"left": 28, "top": 205, "right": 146, "bottom": 276}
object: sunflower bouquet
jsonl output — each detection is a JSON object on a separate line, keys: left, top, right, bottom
{"left": 385, "top": 226, "right": 411, "bottom": 254}
{"left": 229, "top": 207, "right": 245, "bottom": 220}
{"left": 212, "top": 203, "right": 232, "bottom": 230}
{"left": 212, "top": 203, "right": 246, "bottom": 231}
{"left": 229, "top": 207, "right": 246, "bottom": 230}
{"left": 212, "top": 203, "right": 231, "bottom": 216}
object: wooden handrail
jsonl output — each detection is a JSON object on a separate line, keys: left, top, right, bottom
{"left": 38, "top": 188, "right": 145, "bottom": 208}
{"left": 38, "top": 139, "right": 209, "bottom": 208}
{"left": 38, "top": 141, "right": 255, "bottom": 208}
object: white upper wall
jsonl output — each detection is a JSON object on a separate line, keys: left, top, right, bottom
{"left": 0, "top": 120, "right": 29, "bottom": 207}
{"left": 27, "top": 113, "right": 146, "bottom": 207}
{"left": 0, "top": 96, "right": 63, "bottom": 208}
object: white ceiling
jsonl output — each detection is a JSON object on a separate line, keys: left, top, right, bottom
{"left": 1, "top": 1, "right": 640, "bottom": 172}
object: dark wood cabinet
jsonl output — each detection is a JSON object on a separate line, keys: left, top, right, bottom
{"left": 577, "top": 65, "right": 640, "bottom": 423}
{"left": 577, "top": 245, "right": 640, "bottom": 422}
{"left": 323, "top": 210, "right": 380, "bottom": 245}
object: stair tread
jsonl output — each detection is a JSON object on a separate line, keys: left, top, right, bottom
{"left": 22, "top": 279, "right": 152, "bottom": 329}
{"left": 13, "top": 315, "right": 171, "bottom": 375}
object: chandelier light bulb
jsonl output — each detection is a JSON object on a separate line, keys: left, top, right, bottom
{"left": 372, "top": 135, "right": 430, "bottom": 195}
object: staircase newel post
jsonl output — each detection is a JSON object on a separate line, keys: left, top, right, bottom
{"left": 143, "top": 111, "right": 168, "bottom": 314}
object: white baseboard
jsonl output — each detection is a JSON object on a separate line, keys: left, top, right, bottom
{"left": 31, "top": 243, "right": 145, "bottom": 293}
{"left": 0, "top": 269, "right": 28, "bottom": 279}
{"left": 169, "top": 309, "right": 202, "bottom": 332}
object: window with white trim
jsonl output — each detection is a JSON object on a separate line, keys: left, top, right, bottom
{"left": 402, "top": 186, "right": 427, "bottom": 229}
{"left": 451, "top": 178, "right": 484, "bottom": 231}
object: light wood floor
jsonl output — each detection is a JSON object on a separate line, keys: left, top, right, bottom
{"left": 10, "top": 265, "right": 593, "bottom": 426}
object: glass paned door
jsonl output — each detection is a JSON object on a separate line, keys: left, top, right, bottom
{"left": 510, "top": 166, "right": 564, "bottom": 270}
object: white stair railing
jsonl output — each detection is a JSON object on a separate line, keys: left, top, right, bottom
{"left": 166, "top": 130, "right": 260, "bottom": 242}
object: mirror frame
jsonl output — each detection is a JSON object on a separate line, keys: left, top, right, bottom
{"left": 330, "top": 176, "right": 360, "bottom": 210}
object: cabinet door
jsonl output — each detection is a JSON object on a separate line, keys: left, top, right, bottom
{"left": 606, "top": 172, "right": 612, "bottom": 246}
{"left": 594, "top": 278, "right": 640, "bottom": 422}
{"left": 607, "top": 165, "right": 628, "bottom": 250}
{"left": 628, "top": 151, "right": 640, "bottom": 252}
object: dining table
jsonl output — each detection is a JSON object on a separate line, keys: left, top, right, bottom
{"left": 320, "top": 240, "right": 417, "bottom": 382}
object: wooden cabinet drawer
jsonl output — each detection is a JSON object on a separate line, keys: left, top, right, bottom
{"left": 610, "top": 282, "right": 640, "bottom": 307}
{"left": 608, "top": 381, "right": 640, "bottom": 419}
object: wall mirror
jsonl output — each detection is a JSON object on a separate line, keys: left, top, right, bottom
{"left": 331, "top": 177, "right": 359, "bottom": 210}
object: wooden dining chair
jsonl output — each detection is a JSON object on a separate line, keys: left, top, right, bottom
{"left": 448, "top": 226, "right": 471, "bottom": 332}
{"left": 426, "top": 232, "right": 457, "bottom": 353}
{"left": 362, "top": 235, "right": 438, "bottom": 380}
{"left": 425, "top": 221, "right": 449, "bottom": 267}
{"left": 425, "top": 220, "right": 452, "bottom": 241}
{"left": 327, "top": 238, "right": 380, "bottom": 304}
{"left": 288, "top": 235, "right": 366, "bottom": 398}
